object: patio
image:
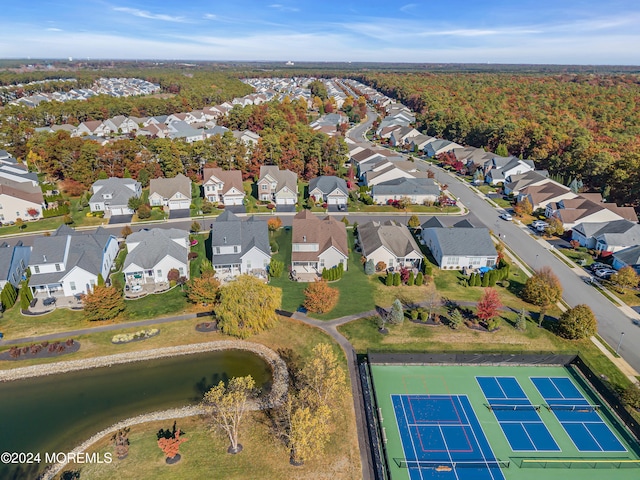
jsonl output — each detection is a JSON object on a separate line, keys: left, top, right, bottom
{"left": 290, "top": 264, "right": 321, "bottom": 283}
{"left": 27, "top": 292, "right": 83, "bottom": 314}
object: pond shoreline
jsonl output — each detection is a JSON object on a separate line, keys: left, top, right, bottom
{"left": 17, "top": 340, "right": 289, "bottom": 480}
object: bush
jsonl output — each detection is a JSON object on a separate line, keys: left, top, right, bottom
{"left": 375, "top": 261, "right": 387, "bottom": 272}
{"left": 269, "top": 259, "right": 284, "bottom": 278}
{"left": 410, "top": 309, "right": 419, "bottom": 320}
{"left": 449, "top": 308, "right": 464, "bottom": 329}
{"left": 420, "top": 310, "right": 428, "bottom": 321}
{"left": 385, "top": 273, "right": 393, "bottom": 286}
{"left": 269, "top": 239, "right": 279, "bottom": 253}
{"left": 423, "top": 261, "right": 433, "bottom": 276}
{"left": 486, "top": 318, "right": 500, "bottom": 331}
{"left": 407, "top": 271, "right": 415, "bottom": 286}
{"left": 167, "top": 269, "right": 180, "bottom": 282}
{"left": 43, "top": 202, "right": 71, "bottom": 218}
{"left": 388, "top": 299, "right": 404, "bottom": 325}
{"left": 321, "top": 265, "right": 344, "bottom": 281}
{"left": 621, "top": 384, "right": 640, "bottom": 409}
{"left": 303, "top": 281, "right": 339, "bottom": 314}
{"left": 557, "top": 304, "right": 597, "bottom": 340}
{"left": 137, "top": 204, "right": 152, "bottom": 219}
{"left": 393, "top": 272, "right": 401, "bottom": 286}
{"left": 415, "top": 272, "right": 424, "bottom": 286}
{"left": 364, "top": 259, "right": 375, "bottom": 275}
{"left": 188, "top": 252, "right": 199, "bottom": 260}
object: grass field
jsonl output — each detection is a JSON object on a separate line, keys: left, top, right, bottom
{"left": 370, "top": 364, "right": 640, "bottom": 480}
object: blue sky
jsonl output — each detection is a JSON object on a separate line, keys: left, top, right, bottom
{"left": 2, "top": 0, "right": 640, "bottom": 64}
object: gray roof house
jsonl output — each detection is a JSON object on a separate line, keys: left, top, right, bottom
{"left": 0, "top": 240, "right": 31, "bottom": 289}
{"left": 371, "top": 178, "right": 440, "bottom": 205}
{"left": 148, "top": 174, "right": 192, "bottom": 211}
{"left": 572, "top": 220, "right": 640, "bottom": 253}
{"left": 89, "top": 177, "right": 142, "bottom": 217}
{"left": 357, "top": 220, "right": 423, "bottom": 270}
{"left": 308, "top": 176, "right": 348, "bottom": 206}
{"left": 613, "top": 246, "right": 640, "bottom": 273}
{"left": 257, "top": 166, "right": 298, "bottom": 208}
{"left": 123, "top": 228, "right": 190, "bottom": 289}
{"left": 210, "top": 210, "right": 271, "bottom": 279}
{"left": 28, "top": 225, "right": 119, "bottom": 297}
{"left": 421, "top": 217, "right": 498, "bottom": 269}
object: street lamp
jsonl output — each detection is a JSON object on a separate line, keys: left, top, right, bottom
{"left": 534, "top": 254, "right": 539, "bottom": 270}
{"left": 616, "top": 332, "right": 625, "bottom": 354}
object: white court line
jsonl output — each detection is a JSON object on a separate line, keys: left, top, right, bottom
{"left": 398, "top": 395, "right": 425, "bottom": 480}
{"left": 438, "top": 424, "right": 461, "bottom": 480}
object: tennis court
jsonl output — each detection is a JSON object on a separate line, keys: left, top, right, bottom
{"left": 477, "top": 376, "right": 560, "bottom": 452}
{"left": 531, "top": 377, "right": 627, "bottom": 452}
{"left": 392, "top": 394, "right": 506, "bottom": 480}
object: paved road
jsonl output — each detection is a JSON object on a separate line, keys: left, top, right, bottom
{"left": 429, "top": 166, "right": 640, "bottom": 371}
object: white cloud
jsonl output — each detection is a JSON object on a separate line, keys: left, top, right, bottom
{"left": 400, "top": 4, "right": 418, "bottom": 13}
{"left": 268, "top": 4, "right": 299, "bottom": 12}
{"left": 417, "top": 28, "right": 542, "bottom": 37}
{"left": 203, "top": 13, "right": 217, "bottom": 20}
{"left": 113, "top": 7, "right": 188, "bottom": 23}
{"left": 46, "top": 28, "right": 63, "bottom": 32}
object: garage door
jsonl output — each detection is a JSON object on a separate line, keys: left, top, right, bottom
{"left": 110, "top": 207, "right": 124, "bottom": 215}
{"left": 328, "top": 197, "right": 339, "bottom": 204}
{"left": 226, "top": 197, "right": 243, "bottom": 206}
{"left": 170, "top": 200, "right": 191, "bottom": 210}
{"left": 280, "top": 198, "right": 295, "bottom": 205}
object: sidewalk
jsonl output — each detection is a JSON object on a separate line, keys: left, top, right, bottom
{"left": 590, "top": 335, "right": 639, "bottom": 384}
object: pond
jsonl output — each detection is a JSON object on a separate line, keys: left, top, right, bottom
{"left": 0, "top": 349, "right": 272, "bottom": 479}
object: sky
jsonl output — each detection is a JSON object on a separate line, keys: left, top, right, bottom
{"left": 1, "top": 0, "right": 640, "bottom": 65}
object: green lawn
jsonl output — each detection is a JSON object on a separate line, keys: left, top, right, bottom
{"left": 268, "top": 228, "right": 376, "bottom": 318}
{"left": 562, "top": 248, "right": 594, "bottom": 266}
{"left": 188, "top": 232, "right": 209, "bottom": 278}
{"left": 124, "top": 287, "right": 189, "bottom": 321}
{"left": 349, "top": 203, "right": 461, "bottom": 214}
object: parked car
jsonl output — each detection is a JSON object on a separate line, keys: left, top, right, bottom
{"left": 590, "top": 262, "right": 610, "bottom": 272}
{"left": 531, "top": 220, "right": 547, "bottom": 228}
{"left": 595, "top": 269, "right": 616, "bottom": 279}
{"left": 499, "top": 213, "right": 513, "bottom": 221}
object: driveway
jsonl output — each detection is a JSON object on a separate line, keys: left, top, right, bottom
{"left": 169, "top": 209, "right": 191, "bottom": 219}
{"left": 276, "top": 204, "right": 296, "bottom": 213}
{"left": 108, "top": 214, "right": 133, "bottom": 224}
{"left": 327, "top": 204, "right": 348, "bottom": 213}
{"left": 224, "top": 205, "right": 247, "bottom": 214}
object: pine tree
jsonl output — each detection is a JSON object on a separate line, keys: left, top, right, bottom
{"left": 407, "top": 271, "right": 415, "bottom": 286}
{"left": 481, "top": 273, "right": 489, "bottom": 287}
{"left": 415, "top": 272, "right": 424, "bottom": 286}
{"left": 515, "top": 308, "right": 527, "bottom": 331}
{"left": 393, "top": 272, "right": 401, "bottom": 286}
{"left": 386, "top": 273, "right": 394, "bottom": 286}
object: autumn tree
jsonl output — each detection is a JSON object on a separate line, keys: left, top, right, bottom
{"left": 476, "top": 288, "right": 502, "bottom": 322}
{"left": 82, "top": 285, "right": 125, "bottom": 321}
{"left": 407, "top": 214, "right": 421, "bottom": 229}
{"left": 611, "top": 266, "right": 639, "bottom": 292}
{"left": 199, "top": 258, "right": 215, "bottom": 278}
{"left": 522, "top": 266, "right": 563, "bottom": 326}
{"left": 216, "top": 275, "right": 282, "bottom": 338}
{"left": 557, "top": 304, "right": 598, "bottom": 340}
{"left": 545, "top": 216, "right": 564, "bottom": 236}
{"left": 120, "top": 225, "right": 133, "bottom": 238}
{"left": 298, "top": 343, "right": 347, "bottom": 409}
{"left": 190, "top": 221, "right": 201, "bottom": 233}
{"left": 186, "top": 275, "right": 220, "bottom": 305}
{"left": 285, "top": 398, "right": 331, "bottom": 466}
{"left": 513, "top": 198, "right": 533, "bottom": 217}
{"left": 202, "top": 375, "right": 256, "bottom": 454}
{"left": 424, "top": 282, "right": 440, "bottom": 322}
{"left": 303, "top": 280, "right": 339, "bottom": 314}
{"left": 267, "top": 216, "right": 282, "bottom": 234}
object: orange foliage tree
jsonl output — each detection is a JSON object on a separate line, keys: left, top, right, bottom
{"left": 267, "top": 217, "right": 282, "bottom": 233}
{"left": 157, "top": 423, "right": 188, "bottom": 460}
{"left": 303, "top": 280, "right": 339, "bottom": 314}
{"left": 476, "top": 288, "right": 502, "bottom": 322}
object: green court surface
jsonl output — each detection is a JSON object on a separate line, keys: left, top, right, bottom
{"left": 369, "top": 364, "right": 640, "bottom": 480}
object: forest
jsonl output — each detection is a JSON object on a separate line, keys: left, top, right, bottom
{"left": 353, "top": 72, "right": 640, "bottom": 206}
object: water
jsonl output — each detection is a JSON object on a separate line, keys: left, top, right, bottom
{"left": 0, "top": 349, "right": 272, "bottom": 479}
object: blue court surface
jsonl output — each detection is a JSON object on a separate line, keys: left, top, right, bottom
{"left": 477, "top": 376, "right": 560, "bottom": 452}
{"left": 531, "top": 377, "right": 627, "bottom": 452}
{"left": 392, "top": 394, "right": 506, "bottom": 480}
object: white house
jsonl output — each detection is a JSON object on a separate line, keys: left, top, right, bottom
{"left": 202, "top": 168, "right": 245, "bottom": 206}
{"left": 421, "top": 217, "right": 498, "bottom": 269}
{"left": 0, "top": 181, "right": 45, "bottom": 223}
{"left": 357, "top": 220, "right": 422, "bottom": 270}
{"left": 257, "top": 166, "right": 298, "bottom": 205}
{"left": 123, "top": 228, "right": 189, "bottom": 287}
{"left": 210, "top": 211, "right": 271, "bottom": 278}
{"left": 148, "top": 174, "right": 192, "bottom": 211}
{"left": 572, "top": 220, "right": 640, "bottom": 254}
{"left": 28, "top": 225, "right": 119, "bottom": 297}
{"left": 291, "top": 210, "right": 348, "bottom": 276}
{"left": 89, "top": 177, "right": 142, "bottom": 216}
{"left": 308, "top": 176, "right": 349, "bottom": 206}
{"left": 371, "top": 178, "right": 440, "bottom": 205}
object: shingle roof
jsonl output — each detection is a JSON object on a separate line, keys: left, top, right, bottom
{"left": 613, "top": 245, "right": 640, "bottom": 267}
{"left": 371, "top": 177, "right": 439, "bottom": 196}
{"left": 210, "top": 210, "right": 270, "bottom": 265}
{"left": 292, "top": 210, "right": 348, "bottom": 262}
{"left": 308, "top": 176, "right": 348, "bottom": 196}
{"left": 203, "top": 168, "right": 244, "bottom": 196}
{"left": 358, "top": 220, "right": 421, "bottom": 258}
{"left": 124, "top": 228, "right": 188, "bottom": 270}
{"left": 149, "top": 173, "right": 191, "bottom": 200}
{"left": 90, "top": 177, "right": 140, "bottom": 207}
{"left": 259, "top": 166, "right": 297, "bottom": 194}
{"left": 425, "top": 226, "right": 497, "bottom": 257}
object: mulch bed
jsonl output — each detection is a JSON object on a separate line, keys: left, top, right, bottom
{"left": 0, "top": 340, "right": 80, "bottom": 361}
{"left": 111, "top": 330, "right": 160, "bottom": 345}
{"left": 196, "top": 321, "right": 219, "bottom": 332}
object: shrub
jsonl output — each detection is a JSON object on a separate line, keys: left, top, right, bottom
{"left": 420, "top": 310, "right": 428, "bottom": 321}
{"left": 388, "top": 299, "right": 404, "bottom": 325}
{"left": 364, "top": 259, "right": 375, "bottom": 275}
{"left": 515, "top": 308, "right": 527, "bottom": 331}
{"left": 269, "top": 259, "right": 284, "bottom": 278}
{"left": 167, "top": 269, "right": 180, "bottom": 283}
{"left": 486, "top": 318, "right": 500, "bottom": 331}
{"left": 410, "top": 309, "right": 419, "bottom": 320}
{"left": 393, "top": 272, "right": 401, "bottom": 286}
{"left": 303, "top": 281, "right": 339, "bottom": 314}
{"left": 407, "top": 271, "right": 415, "bottom": 286}
{"left": 137, "top": 204, "right": 152, "bottom": 219}
{"left": 375, "top": 261, "right": 387, "bottom": 272}
{"left": 415, "top": 272, "right": 424, "bottom": 286}
{"left": 385, "top": 273, "right": 393, "bottom": 286}
{"left": 269, "top": 239, "right": 279, "bottom": 253}
{"left": 423, "top": 261, "right": 433, "bottom": 276}
{"left": 449, "top": 309, "right": 464, "bottom": 329}
{"left": 621, "top": 384, "right": 640, "bottom": 409}
{"left": 188, "top": 252, "right": 199, "bottom": 260}
{"left": 557, "top": 304, "right": 597, "bottom": 340}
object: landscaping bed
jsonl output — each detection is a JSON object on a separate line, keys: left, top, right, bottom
{"left": 195, "top": 321, "right": 218, "bottom": 332}
{"left": 0, "top": 339, "right": 79, "bottom": 361}
{"left": 112, "top": 329, "right": 160, "bottom": 344}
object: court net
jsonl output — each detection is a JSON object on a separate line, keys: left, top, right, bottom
{"left": 520, "top": 459, "right": 640, "bottom": 469}
{"left": 394, "top": 458, "right": 510, "bottom": 469}
{"left": 486, "top": 403, "right": 541, "bottom": 412}
{"left": 544, "top": 403, "right": 600, "bottom": 412}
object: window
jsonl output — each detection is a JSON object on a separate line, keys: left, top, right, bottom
{"left": 218, "top": 184, "right": 223, "bottom": 190}
{"left": 469, "top": 258, "right": 481, "bottom": 266}
{"left": 179, "top": 267, "right": 184, "bottom": 275}
{"left": 246, "top": 260, "right": 252, "bottom": 269}
{"left": 0, "top": 203, "right": 3, "bottom": 209}
{"left": 55, "top": 264, "right": 61, "bottom": 271}
{"left": 34, "top": 266, "right": 40, "bottom": 274}
{"left": 157, "top": 269, "right": 162, "bottom": 278}
{"left": 233, "top": 246, "right": 238, "bottom": 253}
{"left": 447, "top": 256, "right": 459, "bottom": 265}
{"left": 89, "top": 279, "right": 95, "bottom": 287}
{"left": 20, "top": 259, "right": 25, "bottom": 269}
{"left": 70, "top": 281, "right": 76, "bottom": 291}
{"left": 261, "top": 184, "right": 267, "bottom": 190}
{"left": 215, "top": 247, "right": 221, "bottom": 254}
{"left": 320, "top": 259, "right": 325, "bottom": 267}
{"left": 389, "top": 259, "right": 394, "bottom": 267}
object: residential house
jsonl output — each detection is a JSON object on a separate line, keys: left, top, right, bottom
{"left": 612, "top": 246, "right": 640, "bottom": 273}
{"left": 421, "top": 217, "right": 498, "bottom": 269}
{"left": 389, "top": 127, "right": 421, "bottom": 148}
{"left": 517, "top": 182, "right": 576, "bottom": 210}
{"left": 379, "top": 125, "right": 402, "bottom": 139}
{"left": 485, "top": 157, "right": 535, "bottom": 185}
{"left": 102, "top": 115, "right": 139, "bottom": 134}
{"left": 310, "top": 113, "right": 348, "bottom": 129}
{"left": 425, "top": 139, "right": 462, "bottom": 157}
{"left": 202, "top": 168, "right": 245, "bottom": 206}
{"left": 166, "top": 121, "right": 204, "bottom": 143}
{"left": 0, "top": 241, "right": 31, "bottom": 289}
{"left": 308, "top": 176, "right": 349, "bottom": 206}
{"left": 363, "top": 160, "right": 428, "bottom": 187}
{"left": 351, "top": 148, "right": 388, "bottom": 177}
{"left": 452, "top": 147, "right": 494, "bottom": 169}
{"left": 291, "top": 210, "right": 348, "bottom": 275}
{"left": 89, "top": 177, "right": 142, "bottom": 216}
{"left": 0, "top": 180, "right": 45, "bottom": 223}
{"left": 123, "top": 228, "right": 189, "bottom": 287}
{"left": 409, "top": 134, "right": 436, "bottom": 152}
{"left": 572, "top": 220, "right": 640, "bottom": 254}
{"left": 28, "top": 225, "right": 119, "bottom": 297}
{"left": 257, "top": 166, "right": 298, "bottom": 206}
{"left": 357, "top": 220, "right": 422, "bottom": 270}
{"left": 371, "top": 177, "right": 440, "bottom": 205}
{"left": 74, "top": 120, "right": 109, "bottom": 137}
{"left": 232, "top": 129, "right": 260, "bottom": 146}
{"left": 504, "top": 171, "right": 550, "bottom": 196}
{"left": 148, "top": 174, "right": 192, "bottom": 211}
{"left": 545, "top": 196, "right": 637, "bottom": 229}
{"left": 210, "top": 210, "right": 270, "bottom": 278}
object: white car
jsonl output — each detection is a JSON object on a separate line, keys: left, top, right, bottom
{"left": 531, "top": 220, "right": 549, "bottom": 231}
{"left": 499, "top": 213, "right": 513, "bottom": 221}
{"left": 594, "top": 269, "right": 616, "bottom": 279}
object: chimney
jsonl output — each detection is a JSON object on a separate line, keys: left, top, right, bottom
{"left": 303, "top": 235, "right": 306, "bottom": 243}
{"left": 43, "top": 255, "right": 47, "bottom": 262}
{"left": 223, "top": 236, "right": 227, "bottom": 244}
